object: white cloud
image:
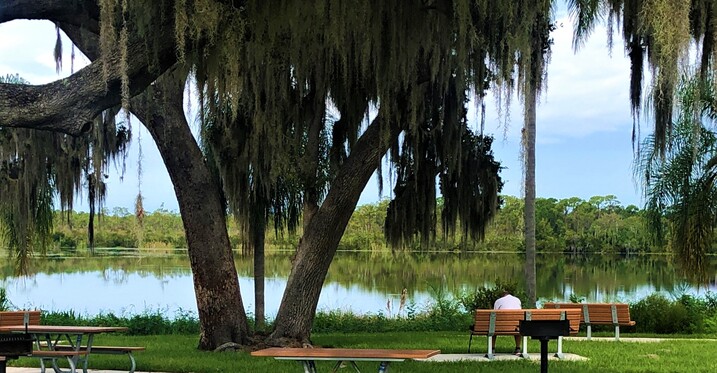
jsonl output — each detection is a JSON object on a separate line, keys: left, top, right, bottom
{"left": 0, "top": 20, "right": 89, "bottom": 84}
{"left": 478, "top": 16, "right": 635, "bottom": 144}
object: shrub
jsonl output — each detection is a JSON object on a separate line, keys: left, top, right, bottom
{"left": 631, "top": 293, "right": 710, "bottom": 334}
{"left": 0, "top": 288, "right": 14, "bottom": 311}
{"left": 458, "top": 281, "right": 526, "bottom": 311}
{"left": 41, "top": 309, "right": 200, "bottom": 335}
{"left": 631, "top": 294, "right": 672, "bottom": 333}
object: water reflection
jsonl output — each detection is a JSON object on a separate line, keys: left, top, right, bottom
{"left": 0, "top": 251, "right": 715, "bottom": 317}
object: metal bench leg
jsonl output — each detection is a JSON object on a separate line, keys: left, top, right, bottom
{"left": 554, "top": 336, "right": 564, "bottom": 359}
{"left": 486, "top": 336, "right": 494, "bottom": 360}
{"left": 521, "top": 336, "right": 528, "bottom": 359}
{"left": 615, "top": 325, "right": 620, "bottom": 341}
{"left": 587, "top": 325, "right": 592, "bottom": 340}
{"left": 468, "top": 334, "right": 473, "bottom": 353}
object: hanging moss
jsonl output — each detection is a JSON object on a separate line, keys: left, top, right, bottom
{"left": 0, "top": 74, "right": 131, "bottom": 272}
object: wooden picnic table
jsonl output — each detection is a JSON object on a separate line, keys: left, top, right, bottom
{"left": 0, "top": 325, "right": 129, "bottom": 373}
{"left": 251, "top": 347, "right": 440, "bottom": 372}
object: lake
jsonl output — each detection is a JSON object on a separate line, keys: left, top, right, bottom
{"left": 1, "top": 250, "right": 715, "bottom": 318}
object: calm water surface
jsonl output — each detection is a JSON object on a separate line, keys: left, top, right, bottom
{"left": 1, "top": 250, "right": 715, "bottom": 318}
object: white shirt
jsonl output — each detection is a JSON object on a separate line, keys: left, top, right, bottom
{"left": 494, "top": 294, "right": 522, "bottom": 309}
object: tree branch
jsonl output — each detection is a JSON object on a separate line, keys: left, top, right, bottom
{"left": 0, "top": 0, "right": 100, "bottom": 33}
{"left": 0, "top": 3, "right": 177, "bottom": 135}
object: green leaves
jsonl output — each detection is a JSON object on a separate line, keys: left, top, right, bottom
{"left": 636, "top": 72, "right": 717, "bottom": 283}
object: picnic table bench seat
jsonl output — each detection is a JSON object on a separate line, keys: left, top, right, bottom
{"left": 543, "top": 302, "right": 636, "bottom": 340}
{"left": 251, "top": 347, "right": 440, "bottom": 372}
{"left": 55, "top": 345, "right": 145, "bottom": 372}
{"left": 30, "top": 349, "right": 89, "bottom": 373}
{"left": 469, "top": 308, "right": 581, "bottom": 359}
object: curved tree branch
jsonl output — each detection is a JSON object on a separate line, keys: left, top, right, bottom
{"left": 0, "top": 2, "right": 177, "bottom": 136}
{"left": 0, "top": 0, "right": 99, "bottom": 33}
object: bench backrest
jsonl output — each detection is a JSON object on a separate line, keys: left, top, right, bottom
{"left": 472, "top": 309, "right": 581, "bottom": 336}
{"left": 543, "top": 303, "right": 634, "bottom": 325}
{"left": 0, "top": 311, "right": 41, "bottom": 328}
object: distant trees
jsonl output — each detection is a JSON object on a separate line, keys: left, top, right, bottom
{"left": 40, "top": 195, "right": 658, "bottom": 255}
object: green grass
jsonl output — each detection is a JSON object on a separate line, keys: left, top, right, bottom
{"left": 8, "top": 331, "right": 717, "bottom": 372}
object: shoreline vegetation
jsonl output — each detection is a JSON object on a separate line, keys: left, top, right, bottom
{"left": 16, "top": 285, "right": 717, "bottom": 337}
{"left": 2, "top": 195, "right": 686, "bottom": 256}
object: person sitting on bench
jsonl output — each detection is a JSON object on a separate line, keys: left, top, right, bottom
{"left": 493, "top": 290, "right": 522, "bottom": 356}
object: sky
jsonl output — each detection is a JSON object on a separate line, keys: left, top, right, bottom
{"left": 0, "top": 10, "right": 644, "bottom": 213}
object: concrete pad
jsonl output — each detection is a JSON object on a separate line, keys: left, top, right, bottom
{"left": 563, "top": 337, "right": 717, "bottom": 343}
{"left": 6, "top": 369, "right": 159, "bottom": 373}
{"left": 419, "top": 352, "right": 588, "bottom": 362}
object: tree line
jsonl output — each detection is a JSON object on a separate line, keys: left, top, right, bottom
{"left": 18, "top": 194, "right": 664, "bottom": 255}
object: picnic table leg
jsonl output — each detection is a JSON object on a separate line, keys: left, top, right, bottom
{"left": 81, "top": 334, "right": 93, "bottom": 373}
{"left": 331, "top": 360, "right": 361, "bottom": 373}
{"left": 300, "top": 360, "right": 317, "bottom": 373}
{"left": 128, "top": 351, "right": 138, "bottom": 373}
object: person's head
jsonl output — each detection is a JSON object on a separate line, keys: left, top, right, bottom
{"left": 501, "top": 290, "right": 510, "bottom": 297}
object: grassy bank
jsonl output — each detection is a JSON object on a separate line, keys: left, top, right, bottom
{"left": 9, "top": 331, "right": 717, "bottom": 372}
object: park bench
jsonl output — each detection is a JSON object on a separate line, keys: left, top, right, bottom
{"left": 0, "top": 311, "right": 41, "bottom": 328}
{"left": 543, "top": 302, "right": 636, "bottom": 340}
{"left": 469, "top": 308, "right": 581, "bottom": 359}
{"left": 251, "top": 347, "right": 440, "bottom": 372}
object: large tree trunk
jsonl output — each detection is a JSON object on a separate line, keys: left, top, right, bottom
{"left": 269, "top": 117, "right": 395, "bottom": 344}
{"left": 132, "top": 69, "right": 250, "bottom": 349}
{"left": 59, "top": 21, "right": 251, "bottom": 349}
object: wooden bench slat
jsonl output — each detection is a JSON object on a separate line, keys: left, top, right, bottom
{"left": 31, "top": 350, "right": 88, "bottom": 357}
{"left": 55, "top": 345, "right": 145, "bottom": 352}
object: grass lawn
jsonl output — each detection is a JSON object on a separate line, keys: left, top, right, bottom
{"left": 8, "top": 331, "right": 717, "bottom": 372}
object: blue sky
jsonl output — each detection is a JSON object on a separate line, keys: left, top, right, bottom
{"left": 0, "top": 12, "right": 644, "bottom": 213}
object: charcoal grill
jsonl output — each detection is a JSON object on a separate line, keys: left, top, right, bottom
{"left": 0, "top": 333, "right": 33, "bottom": 373}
